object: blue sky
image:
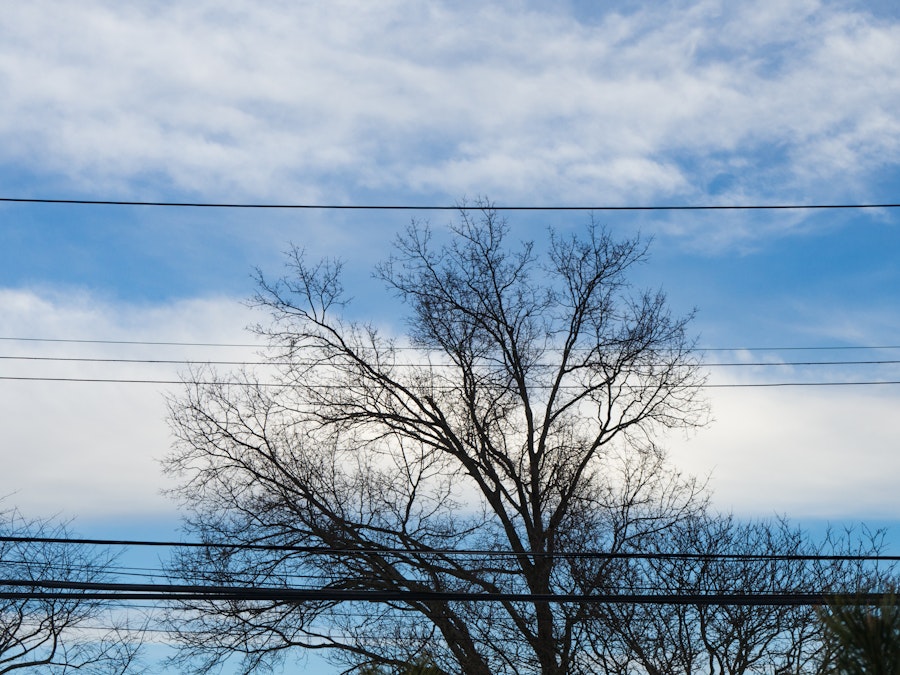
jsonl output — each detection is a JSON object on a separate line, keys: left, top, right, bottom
{"left": 1, "top": 0, "right": 900, "bottom": 670}
{"left": 2, "top": 0, "right": 899, "bottom": 528}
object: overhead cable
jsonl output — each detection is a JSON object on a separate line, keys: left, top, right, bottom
{"left": 1, "top": 375, "right": 899, "bottom": 387}
{"left": 1, "top": 335, "right": 898, "bottom": 352}
{"left": 0, "top": 579, "right": 892, "bottom": 606}
{"left": 2, "top": 535, "right": 898, "bottom": 562}
{"left": 2, "top": 355, "right": 899, "bottom": 368}
{"left": 2, "top": 197, "right": 900, "bottom": 211}
{"left": 0, "top": 336, "right": 261, "bottom": 348}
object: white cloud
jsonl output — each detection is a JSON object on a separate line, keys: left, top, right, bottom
{"left": 668, "top": 382, "right": 900, "bottom": 519}
{"left": 1, "top": 0, "right": 899, "bottom": 222}
{"left": 2, "top": 286, "right": 897, "bottom": 524}
{"left": 0, "top": 289, "right": 259, "bottom": 520}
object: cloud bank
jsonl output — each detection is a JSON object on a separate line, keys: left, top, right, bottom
{"left": 2, "top": 288, "right": 898, "bottom": 521}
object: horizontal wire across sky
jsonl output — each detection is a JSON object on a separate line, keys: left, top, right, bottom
{"left": 3, "top": 197, "right": 900, "bottom": 210}
{"left": 2, "top": 338, "right": 899, "bottom": 388}
{"left": 5, "top": 536, "right": 897, "bottom": 600}
{"left": 4, "top": 337, "right": 900, "bottom": 352}
{"left": 5, "top": 534, "right": 900, "bottom": 562}
{"left": 0, "top": 582, "right": 892, "bottom": 607}
{"left": 2, "top": 376, "right": 900, "bottom": 387}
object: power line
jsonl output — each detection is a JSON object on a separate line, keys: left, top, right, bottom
{"left": 1, "top": 375, "right": 899, "bottom": 387}
{"left": 2, "top": 335, "right": 898, "bottom": 352}
{"left": 2, "top": 197, "right": 900, "bottom": 211}
{"left": 0, "top": 355, "right": 270, "bottom": 366}
{"left": 2, "top": 336, "right": 899, "bottom": 357}
{"left": 0, "top": 376, "right": 192, "bottom": 385}
{"left": 0, "top": 336, "right": 261, "bottom": 348}
{"left": 705, "top": 381, "right": 900, "bottom": 388}
{"left": 3, "top": 535, "right": 898, "bottom": 562}
{"left": 2, "top": 355, "right": 899, "bottom": 368}
{"left": 699, "top": 345, "right": 900, "bottom": 352}
{"left": 0, "top": 579, "right": 892, "bottom": 606}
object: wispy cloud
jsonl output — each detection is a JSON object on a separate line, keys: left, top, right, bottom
{"left": 2, "top": 0, "right": 898, "bottom": 215}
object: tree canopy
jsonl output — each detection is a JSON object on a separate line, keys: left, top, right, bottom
{"left": 0, "top": 506, "right": 142, "bottom": 674}
{"left": 164, "top": 206, "right": 887, "bottom": 674}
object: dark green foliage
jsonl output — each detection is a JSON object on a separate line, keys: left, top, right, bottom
{"left": 819, "top": 591, "right": 900, "bottom": 675}
{"left": 358, "top": 655, "right": 444, "bottom": 675}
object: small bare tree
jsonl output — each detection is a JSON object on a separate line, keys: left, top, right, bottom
{"left": 594, "top": 516, "right": 883, "bottom": 675}
{"left": 0, "top": 507, "right": 142, "bottom": 674}
{"left": 165, "top": 205, "right": 709, "bottom": 674}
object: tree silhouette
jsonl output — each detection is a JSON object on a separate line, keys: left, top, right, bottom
{"left": 0, "top": 506, "right": 142, "bottom": 674}
{"left": 165, "top": 205, "right": 709, "bottom": 674}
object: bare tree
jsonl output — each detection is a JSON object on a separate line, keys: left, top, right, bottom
{"left": 0, "top": 506, "right": 142, "bottom": 674}
{"left": 164, "top": 205, "right": 710, "bottom": 674}
{"left": 598, "top": 516, "right": 865, "bottom": 675}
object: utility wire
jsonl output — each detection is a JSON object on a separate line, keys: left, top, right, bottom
{"left": 2, "top": 197, "right": 900, "bottom": 211}
{"left": 2, "top": 536, "right": 898, "bottom": 562}
{"left": 2, "top": 336, "right": 898, "bottom": 352}
{"left": 1, "top": 375, "right": 899, "bottom": 387}
{"left": 705, "top": 381, "right": 900, "bottom": 388}
{"left": 0, "top": 336, "right": 261, "bottom": 348}
{"left": 0, "top": 579, "right": 892, "bottom": 606}
{"left": 0, "top": 356, "right": 269, "bottom": 366}
{"left": 2, "top": 355, "right": 899, "bottom": 368}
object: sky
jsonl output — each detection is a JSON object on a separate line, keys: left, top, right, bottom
{"left": 1, "top": 0, "right": 900, "bottom": 669}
